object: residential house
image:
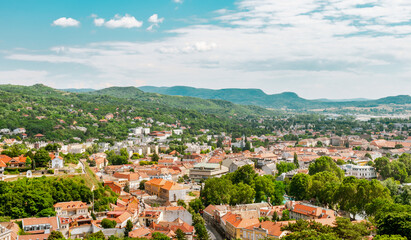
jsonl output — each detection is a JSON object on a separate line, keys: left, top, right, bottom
{"left": 51, "top": 154, "right": 64, "bottom": 169}
{"left": 144, "top": 179, "right": 186, "bottom": 202}
{"left": 54, "top": 201, "right": 89, "bottom": 218}
{"left": 261, "top": 163, "right": 277, "bottom": 175}
{"left": 225, "top": 213, "right": 260, "bottom": 240}
{"left": 189, "top": 163, "right": 229, "bottom": 182}
{"left": 0, "top": 225, "right": 12, "bottom": 240}
{"left": 289, "top": 203, "right": 337, "bottom": 221}
{"left": 21, "top": 216, "right": 60, "bottom": 234}
{"left": 339, "top": 164, "right": 377, "bottom": 179}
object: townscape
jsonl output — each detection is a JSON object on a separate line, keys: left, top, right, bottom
{"left": 0, "top": 85, "right": 410, "bottom": 240}
{"left": 1, "top": 0, "right": 411, "bottom": 239}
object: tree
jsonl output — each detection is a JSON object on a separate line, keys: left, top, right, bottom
{"left": 139, "top": 180, "right": 147, "bottom": 190}
{"left": 375, "top": 204, "right": 411, "bottom": 239}
{"left": 333, "top": 217, "right": 370, "bottom": 240}
{"left": 177, "top": 199, "right": 187, "bottom": 208}
{"left": 124, "top": 219, "right": 133, "bottom": 237}
{"left": 201, "top": 177, "right": 233, "bottom": 205}
{"left": 151, "top": 153, "right": 159, "bottom": 162}
{"left": 310, "top": 171, "right": 340, "bottom": 207}
{"left": 308, "top": 156, "right": 344, "bottom": 179}
{"left": 281, "top": 209, "right": 290, "bottom": 221}
{"left": 189, "top": 198, "right": 204, "bottom": 213}
{"left": 47, "top": 231, "right": 64, "bottom": 240}
{"left": 374, "top": 235, "right": 407, "bottom": 240}
{"left": 152, "top": 232, "right": 171, "bottom": 240}
{"left": 277, "top": 162, "right": 296, "bottom": 175}
{"left": 293, "top": 152, "right": 299, "bottom": 168}
{"left": 175, "top": 228, "right": 187, "bottom": 240}
{"left": 33, "top": 149, "right": 51, "bottom": 167}
{"left": 230, "top": 182, "right": 256, "bottom": 205}
{"left": 123, "top": 183, "right": 130, "bottom": 193}
{"left": 289, "top": 173, "right": 311, "bottom": 200}
{"left": 25, "top": 156, "right": 32, "bottom": 168}
{"left": 101, "top": 218, "right": 117, "bottom": 228}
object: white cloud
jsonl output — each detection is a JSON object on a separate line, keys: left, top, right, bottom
{"left": 147, "top": 14, "right": 164, "bottom": 31}
{"left": 94, "top": 18, "right": 105, "bottom": 27}
{"left": 6, "top": 0, "right": 411, "bottom": 98}
{"left": 148, "top": 14, "right": 164, "bottom": 24}
{"left": 173, "top": 0, "right": 183, "bottom": 3}
{"left": 104, "top": 14, "right": 143, "bottom": 28}
{"left": 52, "top": 17, "right": 80, "bottom": 27}
{"left": 0, "top": 69, "right": 49, "bottom": 85}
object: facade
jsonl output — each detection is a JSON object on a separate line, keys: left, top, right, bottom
{"left": 0, "top": 226, "right": 12, "bottom": 240}
{"left": 22, "top": 217, "right": 60, "bottom": 233}
{"left": 340, "top": 164, "right": 377, "bottom": 179}
{"left": 189, "top": 163, "right": 228, "bottom": 182}
{"left": 54, "top": 201, "right": 89, "bottom": 218}
{"left": 289, "top": 203, "right": 336, "bottom": 221}
{"left": 51, "top": 155, "right": 64, "bottom": 169}
{"left": 145, "top": 178, "right": 186, "bottom": 202}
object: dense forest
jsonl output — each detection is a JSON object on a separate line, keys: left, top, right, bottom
{"left": 0, "top": 176, "right": 117, "bottom": 219}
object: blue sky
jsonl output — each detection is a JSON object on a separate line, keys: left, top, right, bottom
{"left": 0, "top": 0, "right": 410, "bottom": 99}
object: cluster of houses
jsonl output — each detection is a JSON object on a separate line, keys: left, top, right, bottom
{"left": 203, "top": 201, "right": 339, "bottom": 240}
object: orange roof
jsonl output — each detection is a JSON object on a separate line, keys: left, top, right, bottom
{"left": 18, "top": 234, "right": 50, "bottom": 240}
{"left": 129, "top": 228, "right": 151, "bottom": 238}
{"left": 225, "top": 213, "right": 259, "bottom": 228}
{"left": 22, "top": 217, "right": 59, "bottom": 231}
{"left": 0, "top": 155, "right": 12, "bottom": 164}
{"left": 246, "top": 221, "right": 295, "bottom": 237}
{"left": 53, "top": 201, "right": 88, "bottom": 210}
{"left": 0, "top": 160, "right": 6, "bottom": 168}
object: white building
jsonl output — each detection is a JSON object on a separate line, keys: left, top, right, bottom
{"left": 51, "top": 154, "right": 64, "bottom": 169}
{"left": 340, "top": 164, "right": 377, "bottom": 179}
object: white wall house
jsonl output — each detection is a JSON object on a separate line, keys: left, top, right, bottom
{"left": 340, "top": 164, "right": 377, "bottom": 179}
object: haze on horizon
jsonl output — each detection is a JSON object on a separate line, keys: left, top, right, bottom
{"left": 0, "top": 0, "right": 410, "bottom": 99}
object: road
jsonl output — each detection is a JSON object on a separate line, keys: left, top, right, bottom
{"left": 205, "top": 222, "right": 223, "bottom": 240}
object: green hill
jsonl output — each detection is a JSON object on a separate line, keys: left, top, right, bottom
{"left": 0, "top": 84, "right": 276, "bottom": 142}
{"left": 139, "top": 86, "right": 411, "bottom": 110}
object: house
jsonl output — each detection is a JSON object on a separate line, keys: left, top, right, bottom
{"left": 225, "top": 213, "right": 260, "bottom": 240}
{"left": 105, "top": 211, "right": 133, "bottom": 228}
{"left": 113, "top": 172, "right": 149, "bottom": 190}
{"left": 129, "top": 228, "right": 151, "bottom": 238}
{"left": 139, "top": 206, "right": 192, "bottom": 228}
{"left": 54, "top": 201, "right": 89, "bottom": 218}
{"left": 262, "top": 163, "right": 277, "bottom": 175}
{"left": 240, "top": 221, "right": 292, "bottom": 239}
{"left": 289, "top": 203, "right": 336, "bottom": 221}
{"left": 7, "top": 155, "right": 26, "bottom": 168}
{"left": 51, "top": 154, "right": 64, "bottom": 169}
{"left": 104, "top": 181, "right": 123, "bottom": 194}
{"left": 144, "top": 179, "right": 186, "bottom": 202}
{"left": 150, "top": 219, "right": 194, "bottom": 240}
{"left": 21, "top": 216, "right": 60, "bottom": 234}
{"left": 0, "top": 225, "right": 12, "bottom": 240}
{"left": 339, "top": 164, "right": 376, "bottom": 179}
{"left": 0, "top": 158, "right": 7, "bottom": 181}
{"left": 189, "top": 163, "right": 229, "bottom": 182}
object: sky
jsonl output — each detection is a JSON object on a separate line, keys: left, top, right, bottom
{"left": 0, "top": 0, "right": 410, "bottom": 99}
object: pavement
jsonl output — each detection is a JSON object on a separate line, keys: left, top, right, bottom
{"left": 205, "top": 222, "right": 223, "bottom": 240}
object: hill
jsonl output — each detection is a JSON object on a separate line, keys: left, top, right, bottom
{"left": 0, "top": 84, "right": 276, "bottom": 142}
{"left": 139, "top": 86, "right": 411, "bottom": 110}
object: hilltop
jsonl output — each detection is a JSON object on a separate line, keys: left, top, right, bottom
{"left": 139, "top": 86, "right": 411, "bottom": 110}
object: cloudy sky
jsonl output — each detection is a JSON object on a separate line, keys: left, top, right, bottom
{"left": 0, "top": 0, "right": 410, "bottom": 99}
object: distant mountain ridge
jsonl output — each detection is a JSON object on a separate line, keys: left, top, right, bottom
{"left": 139, "top": 86, "right": 411, "bottom": 110}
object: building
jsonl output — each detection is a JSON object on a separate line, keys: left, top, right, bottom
{"left": 145, "top": 179, "right": 186, "bottom": 202}
{"left": 289, "top": 203, "right": 336, "bottom": 221}
{"left": 54, "top": 201, "right": 89, "bottom": 218}
{"left": 0, "top": 225, "right": 12, "bottom": 240}
{"left": 241, "top": 221, "right": 291, "bottom": 240}
{"left": 225, "top": 213, "right": 260, "bottom": 240}
{"left": 51, "top": 154, "right": 64, "bottom": 169}
{"left": 189, "top": 163, "right": 229, "bottom": 182}
{"left": 21, "top": 216, "right": 60, "bottom": 234}
{"left": 340, "top": 164, "right": 377, "bottom": 179}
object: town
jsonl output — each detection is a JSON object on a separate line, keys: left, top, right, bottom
{"left": 1, "top": 114, "right": 410, "bottom": 240}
